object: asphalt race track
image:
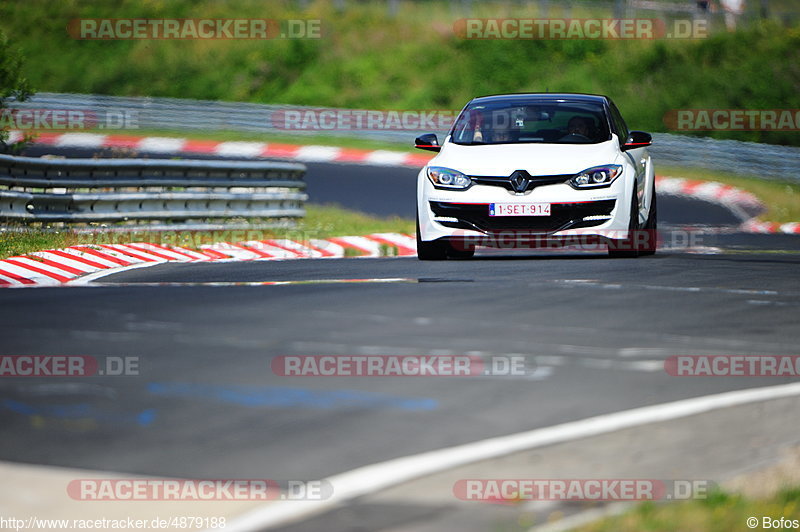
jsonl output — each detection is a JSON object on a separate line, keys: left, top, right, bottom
{"left": 2, "top": 147, "right": 800, "bottom": 530}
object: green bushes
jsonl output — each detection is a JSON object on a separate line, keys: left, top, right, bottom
{"left": 1, "top": 0, "right": 799, "bottom": 145}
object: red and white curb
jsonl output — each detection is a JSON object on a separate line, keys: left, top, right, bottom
{"left": 655, "top": 176, "right": 764, "bottom": 215}
{"left": 739, "top": 220, "right": 800, "bottom": 234}
{"left": 0, "top": 233, "right": 416, "bottom": 288}
{"left": 12, "top": 131, "right": 799, "bottom": 235}
{"left": 656, "top": 176, "right": 800, "bottom": 235}
{"left": 8, "top": 130, "right": 434, "bottom": 168}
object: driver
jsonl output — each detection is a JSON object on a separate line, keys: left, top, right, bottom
{"left": 566, "top": 116, "right": 591, "bottom": 138}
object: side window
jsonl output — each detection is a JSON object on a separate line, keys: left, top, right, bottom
{"left": 609, "top": 102, "right": 629, "bottom": 145}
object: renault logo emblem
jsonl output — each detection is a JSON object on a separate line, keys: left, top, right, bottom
{"left": 509, "top": 170, "right": 530, "bottom": 193}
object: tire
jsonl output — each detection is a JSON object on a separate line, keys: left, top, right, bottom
{"left": 416, "top": 214, "right": 448, "bottom": 260}
{"left": 447, "top": 243, "right": 475, "bottom": 259}
{"left": 639, "top": 184, "right": 658, "bottom": 257}
{"left": 608, "top": 186, "right": 641, "bottom": 258}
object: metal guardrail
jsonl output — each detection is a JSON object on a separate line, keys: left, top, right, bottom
{"left": 7, "top": 92, "right": 800, "bottom": 182}
{"left": 0, "top": 154, "right": 307, "bottom": 225}
{"left": 8, "top": 92, "right": 332, "bottom": 137}
{"left": 649, "top": 134, "right": 800, "bottom": 184}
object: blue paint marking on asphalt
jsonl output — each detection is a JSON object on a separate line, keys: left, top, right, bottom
{"left": 146, "top": 382, "right": 438, "bottom": 411}
{"left": 136, "top": 409, "right": 158, "bottom": 426}
{"left": 1, "top": 399, "right": 156, "bottom": 427}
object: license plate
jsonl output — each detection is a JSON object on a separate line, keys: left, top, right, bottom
{"left": 489, "top": 203, "right": 551, "bottom": 217}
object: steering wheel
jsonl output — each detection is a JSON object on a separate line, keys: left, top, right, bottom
{"left": 559, "top": 133, "right": 591, "bottom": 142}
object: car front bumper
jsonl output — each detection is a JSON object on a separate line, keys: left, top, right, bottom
{"left": 418, "top": 169, "right": 633, "bottom": 247}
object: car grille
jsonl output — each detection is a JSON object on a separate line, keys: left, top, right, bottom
{"left": 430, "top": 200, "right": 616, "bottom": 233}
{"left": 470, "top": 174, "right": 572, "bottom": 193}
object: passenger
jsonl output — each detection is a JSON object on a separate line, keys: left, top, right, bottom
{"left": 492, "top": 126, "right": 514, "bottom": 143}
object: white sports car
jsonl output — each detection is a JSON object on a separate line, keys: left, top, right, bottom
{"left": 414, "top": 93, "right": 656, "bottom": 260}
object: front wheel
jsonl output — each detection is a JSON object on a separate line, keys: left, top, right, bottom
{"left": 639, "top": 185, "right": 658, "bottom": 256}
{"left": 608, "top": 187, "right": 642, "bottom": 258}
{"left": 447, "top": 243, "right": 475, "bottom": 259}
{"left": 608, "top": 183, "right": 657, "bottom": 258}
{"left": 416, "top": 215, "right": 448, "bottom": 260}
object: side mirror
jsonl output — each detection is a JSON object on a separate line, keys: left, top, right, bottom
{"left": 414, "top": 133, "right": 441, "bottom": 152}
{"left": 622, "top": 131, "right": 652, "bottom": 151}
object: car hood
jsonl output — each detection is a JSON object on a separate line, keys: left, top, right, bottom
{"left": 431, "top": 139, "right": 621, "bottom": 176}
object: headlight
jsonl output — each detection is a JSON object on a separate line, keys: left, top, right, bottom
{"left": 570, "top": 165, "right": 622, "bottom": 189}
{"left": 427, "top": 167, "right": 471, "bottom": 189}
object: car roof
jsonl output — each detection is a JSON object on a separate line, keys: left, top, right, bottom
{"left": 469, "top": 93, "right": 610, "bottom": 106}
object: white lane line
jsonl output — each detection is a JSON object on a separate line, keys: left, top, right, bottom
{"left": 747, "top": 299, "right": 800, "bottom": 307}
{"left": 218, "top": 382, "right": 800, "bottom": 531}
{"left": 556, "top": 279, "right": 782, "bottom": 296}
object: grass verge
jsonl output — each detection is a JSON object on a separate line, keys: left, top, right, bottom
{"left": 0, "top": 229, "right": 77, "bottom": 260}
{"left": 0, "top": 204, "right": 415, "bottom": 260}
{"left": 572, "top": 487, "right": 800, "bottom": 532}
{"left": 92, "top": 128, "right": 412, "bottom": 153}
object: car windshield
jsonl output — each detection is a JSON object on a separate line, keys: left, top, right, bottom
{"left": 450, "top": 99, "right": 611, "bottom": 145}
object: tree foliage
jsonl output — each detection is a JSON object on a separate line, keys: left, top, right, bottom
{"left": 0, "top": 29, "right": 33, "bottom": 152}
